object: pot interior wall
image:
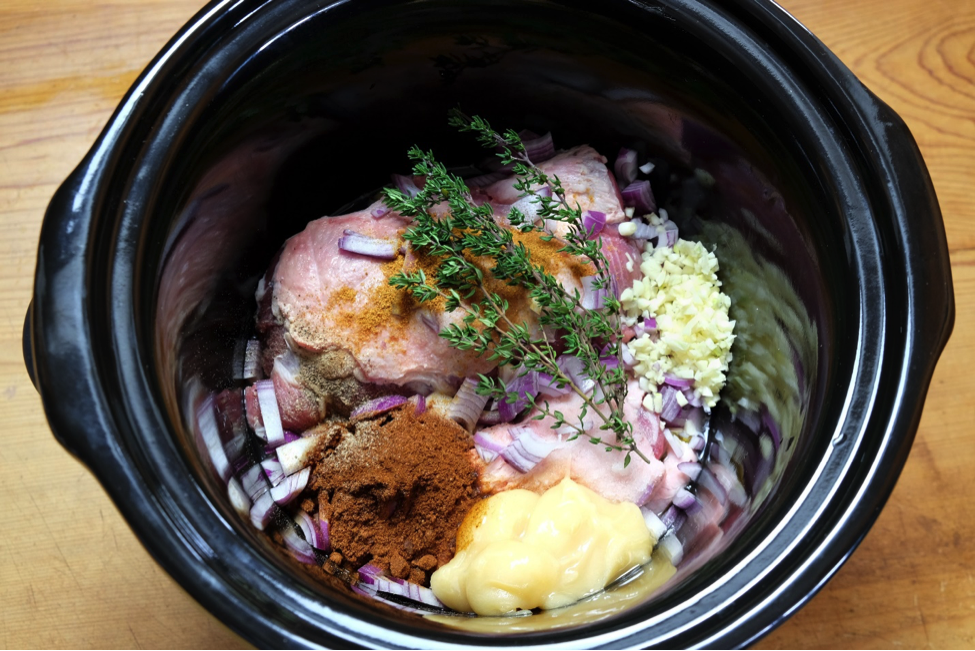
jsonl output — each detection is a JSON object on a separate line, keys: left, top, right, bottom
{"left": 149, "top": 0, "right": 847, "bottom": 636}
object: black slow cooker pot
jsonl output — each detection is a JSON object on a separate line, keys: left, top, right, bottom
{"left": 25, "top": 0, "right": 953, "bottom": 647}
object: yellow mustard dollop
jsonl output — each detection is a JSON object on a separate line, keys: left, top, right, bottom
{"left": 430, "top": 478, "right": 653, "bottom": 616}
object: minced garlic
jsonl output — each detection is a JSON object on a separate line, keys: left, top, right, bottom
{"left": 620, "top": 235, "right": 735, "bottom": 408}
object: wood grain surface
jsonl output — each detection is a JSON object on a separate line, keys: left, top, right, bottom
{"left": 1, "top": 0, "right": 972, "bottom": 648}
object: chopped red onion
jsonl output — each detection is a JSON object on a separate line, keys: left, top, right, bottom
{"left": 623, "top": 218, "right": 657, "bottom": 240}
{"left": 350, "top": 394, "right": 408, "bottom": 420}
{"left": 295, "top": 510, "right": 330, "bottom": 551}
{"left": 337, "top": 229, "right": 398, "bottom": 260}
{"left": 250, "top": 491, "right": 276, "bottom": 531}
{"left": 497, "top": 371, "right": 539, "bottom": 422}
{"left": 636, "top": 477, "right": 657, "bottom": 505}
{"left": 448, "top": 377, "right": 490, "bottom": 432}
{"left": 689, "top": 433, "right": 707, "bottom": 452}
{"left": 659, "top": 219, "right": 679, "bottom": 247}
{"left": 197, "top": 394, "right": 232, "bottom": 482}
{"left": 522, "top": 132, "right": 555, "bottom": 163}
{"left": 270, "top": 467, "right": 310, "bottom": 505}
{"left": 677, "top": 461, "right": 702, "bottom": 482}
{"left": 227, "top": 477, "right": 251, "bottom": 518}
{"left": 557, "top": 355, "right": 593, "bottom": 394}
{"left": 391, "top": 173, "right": 421, "bottom": 198}
{"left": 580, "top": 276, "right": 609, "bottom": 310}
{"left": 282, "top": 525, "right": 317, "bottom": 564}
{"left": 371, "top": 206, "right": 390, "bottom": 219}
{"left": 535, "top": 372, "right": 570, "bottom": 398}
{"left": 621, "top": 344, "right": 635, "bottom": 367}
{"left": 657, "top": 532, "right": 684, "bottom": 566}
{"left": 255, "top": 379, "right": 285, "bottom": 449}
{"left": 240, "top": 464, "right": 269, "bottom": 501}
{"left": 261, "top": 458, "right": 285, "bottom": 485}
{"left": 614, "top": 147, "right": 638, "bottom": 186}
{"left": 641, "top": 507, "right": 668, "bottom": 541}
{"left": 500, "top": 425, "right": 561, "bottom": 473}
{"left": 582, "top": 210, "right": 607, "bottom": 240}
{"left": 660, "top": 384, "right": 682, "bottom": 423}
{"left": 673, "top": 487, "right": 700, "bottom": 513}
{"left": 659, "top": 504, "right": 686, "bottom": 533}
{"left": 621, "top": 180, "right": 657, "bottom": 215}
{"left": 411, "top": 394, "right": 427, "bottom": 416}
{"left": 275, "top": 434, "right": 319, "bottom": 476}
{"left": 243, "top": 339, "right": 261, "bottom": 381}
{"left": 664, "top": 374, "right": 694, "bottom": 389}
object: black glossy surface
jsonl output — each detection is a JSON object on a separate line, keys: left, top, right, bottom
{"left": 28, "top": 0, "right": 953, "bottom": 648}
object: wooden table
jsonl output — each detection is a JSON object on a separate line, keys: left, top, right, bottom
{"left": 1, "top": 0, "right": 972, "bottom": 647}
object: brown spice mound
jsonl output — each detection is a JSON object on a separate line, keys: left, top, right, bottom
{"left": 308, "top": 407, "right": 479, "bottom": 586}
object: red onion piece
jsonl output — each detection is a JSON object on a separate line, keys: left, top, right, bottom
{"left": 497, "top": 371, "right": 539, "bottom": 422}
{"left": 664, "top": 374, "right": 694, "bottom": 389}
{"left": 255, "top": 379, "right": 285, "bottom": 449}
{"left": 536, "top": 372, "right": 570, "bottom": 398}
{"left": 250, "top": 491, "right": 276, "bottom": 531}
{"left": 673, "top": 487, "right": 700, "bottom": 513}
{"left": 657, "top": 532, "right": 684, "bottom": 566}
{"left": 522, "top": 132, "right": 555, "bottom": 163}
{"left": 659, "top": 219, "right": 679, "bottom": 247}
{"left": 261, "top": 458, "right": 285, "bottom": 485}
{"left": 270, "top": 467, "right": 310, "bottom": 505}
{"left": 197, "top": 394, "right": 232, "bottom": 482}
{"left": 641, "top": 507, "right": 668, "bottom": 541}
{"left": 557, "top": 355, "right": 594, "bottom": 394}
{"left": 580, "top": 276, "right": 609, "bottom": 310}
{"left": 282, "top": 525, "right": 317, "bottom": 564}
{"left": 350, "top": 394, "right": 408, "bottom": 420}
{"left": 391, "top": 173, "right": 420, "bottom": 198}
{"left": 276, "top": 434, "right": 321, "bottom": 476}
{"left": 659, "top": 504, "right": 687, "bottom": 533}
{"left": 625, "top": 219, "right": 657, "bottom": 240}
{"left": 227, "top": 477, "right": 251, "bottom": 517}
{"left": 295, "top": 510, "right": 330, "bottom": 551}
{"left": 409, "top": 394, "right": 426, "bottom": 416}
{"left": 448, "top": 378, "right": 490, "bottom": 432}
{"left": 500, "top": 425, "right": 561, "bottom": 473}
{"left": 337, "top": 229, "right": 398, "bottom": 260}
{"left": 614, "top": 147, "right": 638, "bottom": 186}
{"left": 371, "top": 206, "right": 390, "bottom": 219}
{"left": 582, "top": 210, "right": 607, "bottom": 240}
{"left": 240, "top": 464, "right": 269, "bottom": 500}
{"left": 660, "top": 384, "right": 682, "bottom": 423}
{"left": 621, "top": 180, "right": 657, "bottom": 215}
{"left": 358, "top": 563, "right": 384, "bottom": 584}
{"left": 678, "top": 461, "right": 703, "bottom": 482}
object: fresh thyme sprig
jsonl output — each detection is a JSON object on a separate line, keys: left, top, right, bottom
{"left": 384, "top": 111, "right": 648, "bottom": 467}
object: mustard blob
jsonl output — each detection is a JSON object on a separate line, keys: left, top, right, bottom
{"left": 430, "top": 478, "right": 654, "bottom": 615}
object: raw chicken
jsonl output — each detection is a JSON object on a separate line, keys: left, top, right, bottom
{"left": 477, "top": 379, "right": 668, "bottom": 505}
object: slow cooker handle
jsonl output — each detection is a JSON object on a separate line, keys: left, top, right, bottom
{"left": 23, "top": 300, "right": 36, "bottom": 390}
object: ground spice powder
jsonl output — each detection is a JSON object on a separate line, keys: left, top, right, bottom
{"left": 308, "top": 407, "right": 479, "bottom": 586}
